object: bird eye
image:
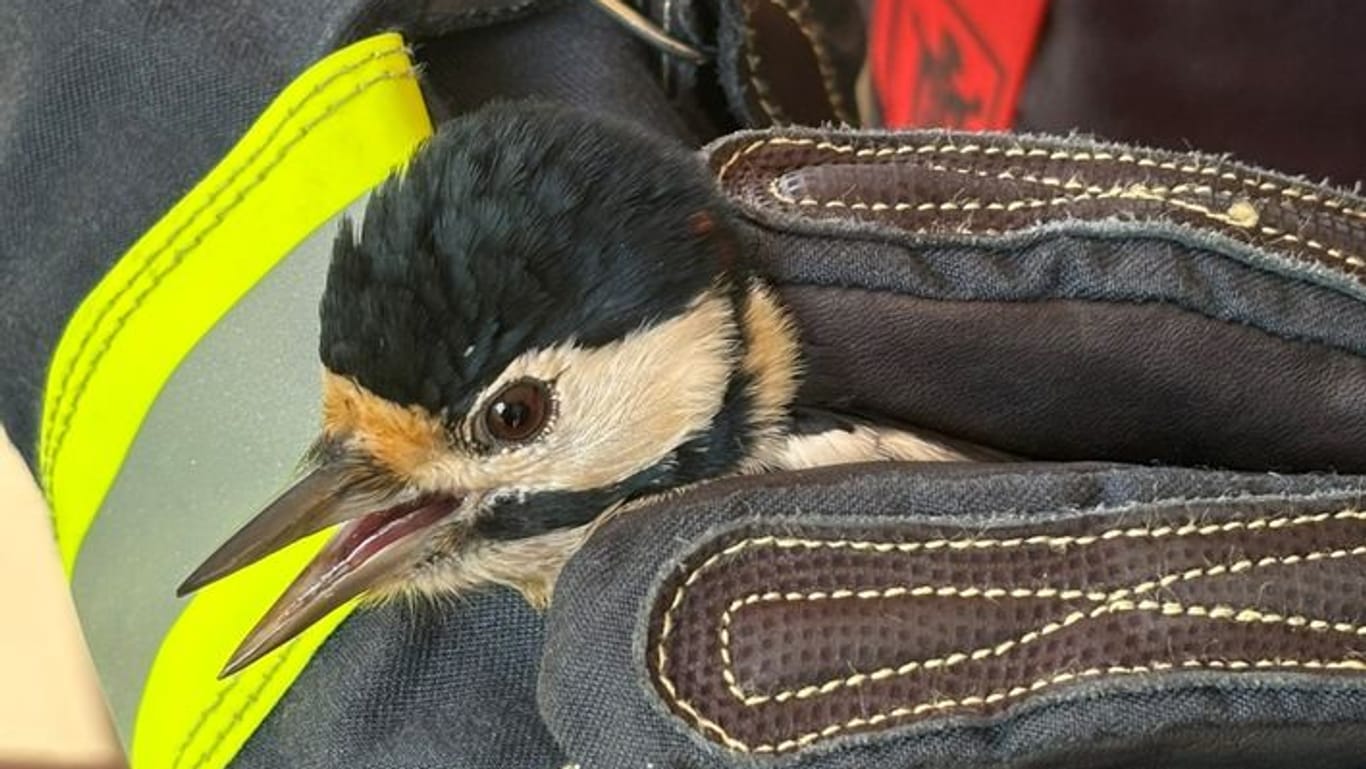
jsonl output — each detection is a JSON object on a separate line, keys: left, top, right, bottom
{"left": 482, "top": 378, "right": 552, "bottom": 445}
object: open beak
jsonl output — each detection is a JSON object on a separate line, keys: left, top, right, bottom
{"left": 178, "top": 456, "right": 460, "bottom": 677}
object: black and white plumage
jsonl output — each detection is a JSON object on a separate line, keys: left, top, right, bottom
{"left": 179, "top": 102, "right": 977, "bottom": 677}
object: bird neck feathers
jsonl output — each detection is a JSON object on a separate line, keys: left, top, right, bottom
{"left": 735, "top": 282, "right": 802, "bottom": 471}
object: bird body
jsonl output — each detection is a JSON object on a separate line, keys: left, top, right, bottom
{"left": 180, "top": 102, "right": 978, "bottom": 676}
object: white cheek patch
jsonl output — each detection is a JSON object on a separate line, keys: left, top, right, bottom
{"left": 760, "top": 424, "right": 970, "bottom": 471}
{"left": 413, "top": 293, "right": 739, "bottom": 493}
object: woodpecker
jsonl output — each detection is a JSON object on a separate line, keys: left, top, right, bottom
{"left": 179, "top": 101, "right": 989, "bottom": 677}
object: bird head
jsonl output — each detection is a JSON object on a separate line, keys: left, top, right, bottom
{"left": 178, "top": 102, "right": 799, "bottom": 676}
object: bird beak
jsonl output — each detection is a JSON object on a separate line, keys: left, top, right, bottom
{"left": 178, "top": 456, "right": 461, "bottom": 677}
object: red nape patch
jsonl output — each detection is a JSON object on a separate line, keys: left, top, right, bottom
{"left": 870, "top": 0, "right": 1049, "bottom": 129}
{"left": 688, "top": 210, "right": 715, "bottom": 237}
{"left": 690, "top": 209, "right": 739, "bottom": 274}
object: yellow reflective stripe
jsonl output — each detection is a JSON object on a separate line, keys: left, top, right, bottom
{"left": 35, "top": 33, "right": 437, "bottom": 769}
{"left": 131, "top": 529, "right": 354, "bottom": 769}
{"left": 38, "top": 32, "right": 432, "bottom": 768}
{"left": 39, "top": 32, "right": 433, "bottom": 572}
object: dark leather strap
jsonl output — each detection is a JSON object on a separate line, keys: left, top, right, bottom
{"left": 713, "top": 0, "right": 866, "bottom": 128}
{"left": 711, "top": 129, "right": 1366, "bottom": 285}
{"left": 542, "top": 463, "right": 1366, "bottom": 768}
{"left": 694, "top": 126, "right": 1366, "bottom": 474}
{"left": 649, "top": 487, "right": 1366, "bottom": 756}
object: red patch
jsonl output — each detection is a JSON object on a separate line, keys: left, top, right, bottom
{"left": 870, "top": 0, "right": 1049, "bottom": 129}
{"left": 687, "top": 210, "right": 716, "bottom": 237}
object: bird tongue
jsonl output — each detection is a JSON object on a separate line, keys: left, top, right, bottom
{"left": 218, "top": 494, "right": 459, "bottom": 677}
{"left": 332, "top": 496, "right": 451, "bottom": 569}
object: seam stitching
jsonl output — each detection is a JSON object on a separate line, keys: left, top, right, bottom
{"left": 764, "top": 157, "right": 1365, "bottom": 270}
{"left": 169, "top": 671, "right": 246, "bottom": 769}
{"left": 718, "top": 136, "right": 1366, "bottom": 222}
{"left": 41, "top": 43, "right": 405, "bottom": 479}
{"left": 764, "top": 660, "right": 1365, "bottom": 754}
{"left": 41, "top": 52, "right": 414, "bottom": 495}
{"left": 702, "top": 509, "right": 1366, "bottom": 556}
{"left": 741, "top": 0, "right": 855, "bottom": 125}
{"left": 712, "top": 136, "right": 1366, "bottom": 276}
{"left": 770, "top": 178, "right": 1245, "bottom": 226}
{"left": 720, "top": 544, "right": 1366, "bottom": 706}
{"left": 178, "top": 640, "right": 299, "bottom": 769}
{"left": 741, "top": 1, "right": 784, "bottom": 123}
{"left": 771, "top": 0, "right": 854, "bottom": 124}
{"left": 654, "top": 508, "right": 1366, "bottom": 754}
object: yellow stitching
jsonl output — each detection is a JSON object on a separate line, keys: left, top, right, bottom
{"left": 169, "top": 671, "right": 247, "bottom": 769}
{"left": 811, "top": 152, "right": 1192, "bottom": 209}
{"left": 656, "top": 584, "right": 752, "bottom": 752}
{"left": 39, "top": 44, "right": 408, "bottom": 483}
{"left": 1119, "top": 184, "right": 1267, "bottom": 230}
{"left": 713, "top": 135, "right": 1366, "bottom": 230}
{"left": 41, "top": 58, "right": 416, "bottom": 492}
{"left": 763, "top": 153, "right": 1366, "bottom": 267}
{"left": 752, "top": 659, "right": 1366, "bottom": 753}
{"left": 719, "top": 544, "right": 1366, "bottom": 705}
{"left": 655, "top": 507, "right": 1366, "bottom": 754}
{"left": 181, "top": 639, "right": 301, "bottom": 769}
{"left": 741, "top": 2, "right": 784, "bottom": 123}
{"left": 1258, "top": 223, "right": 1366, "bottom": 269}
{"left": 768, "top": 175, "right": 1238, "bottom": 224}
{"left": 706, "top": 509, "right": 1366, "bottom": 560}
{"left": 776, "top": 136, "right": 1366, "bottom": 221}
{"left": 740, "top": 0, "right": 856, "bottom": 125}
{"left": 716, "top": 138, "right": 769, "bottom": 182}
{"left": 770, "top": 0, "right": 855, "bottom": 124}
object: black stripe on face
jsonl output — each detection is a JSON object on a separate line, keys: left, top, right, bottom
{"left": 473, "top": 368, "right": 757, "bottom": 542}
{"left": 473, "top": 287, "right": 763, "bottom": 543}
{"left": 472, "top": 465, "right": 670, "bottom": 541}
